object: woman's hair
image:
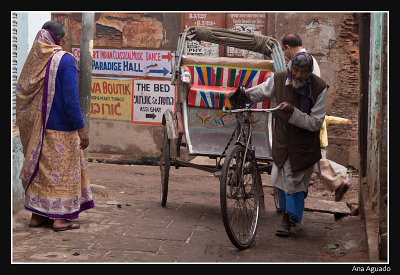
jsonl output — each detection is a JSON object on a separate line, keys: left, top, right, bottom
{"left": 41, "top": 21, "right": 66, "bottom": 42}
{"left": 282, "top": 33, "right": 302, "bottom": 48}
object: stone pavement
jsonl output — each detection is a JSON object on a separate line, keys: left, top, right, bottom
{"left": 12, "top": 162, "right": 370, "bottom": 263}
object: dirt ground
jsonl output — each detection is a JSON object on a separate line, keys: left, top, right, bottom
{"left": 87, "top": 160, "right": 368, "bottom": 262}
{"left": 89, "top": 158, "right": 359, "bottom": 213}
{"left": 13, "top": 159, "right": 368, "bottom": 263}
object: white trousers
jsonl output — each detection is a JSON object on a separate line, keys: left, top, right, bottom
{"left": 314, "top": 147, "right": 347, "bottom": 192}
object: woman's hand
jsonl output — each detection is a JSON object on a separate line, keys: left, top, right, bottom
{"left": 77, "top": 127, "right": 89, "bottom": 150}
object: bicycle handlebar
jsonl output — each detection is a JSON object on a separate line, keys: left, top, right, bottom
{"left": 222, "top": 105, "right": 281, "bottom": 113}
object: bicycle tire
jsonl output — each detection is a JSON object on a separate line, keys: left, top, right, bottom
{"left": 160, "top": 126, "right": 170, "bottom": 207}
{"left": 220, "top": 144, "right": 261, "bottom": 249}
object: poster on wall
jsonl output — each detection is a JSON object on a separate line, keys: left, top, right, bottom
{"left": 90, "top": 77, "right": 133, "bottom": 121}
{"left": 225, "top": 13, "right": 267, "bottom": 59}
{"left": 132, "top": 79, "right": 176, "bottom": 125}
{"left": 181, "top": 13, "right": 224, "bottom": 57}
{"left": 72, "top": 48, "right": 174, "bottom": 78}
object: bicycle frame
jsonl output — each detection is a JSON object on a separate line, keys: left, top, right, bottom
{"left": 222, "top": 105, "right": 281, "bottom": 194}
{"left": 221, "top": 105, "right": 281, "bottom": 158}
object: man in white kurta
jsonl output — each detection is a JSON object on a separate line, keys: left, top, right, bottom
{"left": 243, "top": 52, "right": 327, "bottom": 237}
{"left": 281, "top": 32, "right": 321, "bottom": 77}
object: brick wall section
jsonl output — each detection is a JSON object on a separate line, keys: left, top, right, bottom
{"left": 329, "top": 13, "right": 359, "bottom": 139}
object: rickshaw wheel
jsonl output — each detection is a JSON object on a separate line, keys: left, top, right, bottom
{"left": 160, "top": 126, "right": 170, "bottom": 207}
{"left": 220, "top": 144, "right": 261, "bottom": 250}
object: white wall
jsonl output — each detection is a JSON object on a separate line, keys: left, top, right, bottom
{"left": 16, "top": 12, "right": 51, "bottom": 78}
{"left": 27, "top": 12, "right": 51, "bottom": 50}
{"left": 13, "top": 11, "right": 51, "bottom": 213}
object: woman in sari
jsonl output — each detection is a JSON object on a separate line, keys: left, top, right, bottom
{"left": 16, "top": 21, "right": 94, "bottom": 231}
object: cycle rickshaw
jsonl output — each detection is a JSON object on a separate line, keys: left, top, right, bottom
{"left": 159, "top": 26, "right": 285, "bottom": 249}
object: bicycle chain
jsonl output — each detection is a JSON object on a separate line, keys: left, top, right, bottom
{"left": 217, "top": 128, "right": 237, "bottom": 168}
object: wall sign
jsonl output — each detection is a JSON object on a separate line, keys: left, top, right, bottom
{"left": 72, "top": 48, "right": 174, "bottom": 78}
{"left": 225, "top": 13, "right": 267, "bottom": 59}
{"left": 181, "top": 13, "right": 224, "bottom": 57}
{"left": 90, "top": 78, "right": 176, "bottom": 125}
{"left": 90, "top": 77, "right": 133, "bottom": 121}
{"left": 132, "top": 79, "right": 176, "bottom": 125}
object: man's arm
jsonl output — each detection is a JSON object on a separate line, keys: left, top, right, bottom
{"left": 286, "top": 87, "right": 328, "bottom": 132}
{"left": 244, "top": 74, "right": 275, "bottom": 104}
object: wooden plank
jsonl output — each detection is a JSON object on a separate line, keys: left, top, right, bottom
{"left": 304, "top": 197, "right": 350, "bottom": 215}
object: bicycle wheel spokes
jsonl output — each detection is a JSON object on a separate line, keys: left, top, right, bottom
{"left": 226, "top": 196, "right": 258, "bottom": 242}
{"left": 220, "top": 144, "right": 260, "bottom": 249}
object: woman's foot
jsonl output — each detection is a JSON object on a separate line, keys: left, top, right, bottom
{"left": 29, "top": 213, "right": 52, "bottom": 227}
{"left": 53, "top": 219, "right": 80, "bottom": 232}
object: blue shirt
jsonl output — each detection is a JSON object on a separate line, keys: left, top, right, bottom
{"left": 46, "top": 53, "right": 85, "bottom": 131}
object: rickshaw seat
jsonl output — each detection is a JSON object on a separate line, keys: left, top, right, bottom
{"left": 181, "top": 55, "right": 273, "bottom": 109}
{"left": 187, "top": 84, "right": 270, "bottom": 109}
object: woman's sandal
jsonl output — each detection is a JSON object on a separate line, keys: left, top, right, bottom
{"left": 53, "top": 222, "right": 80, "bottom": 232}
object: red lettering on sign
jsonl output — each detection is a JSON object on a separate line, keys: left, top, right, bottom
{"left": 91, "top": 82, "right": 100, "bottom": 93}
{"left": 90, "top": 102, "right": 121, "bottom": 116}
{"left": 146, "top": 52, "right": 161, "bottom": 61}
{"left": 100, "top": 81, "right": 131, "bottom": 95}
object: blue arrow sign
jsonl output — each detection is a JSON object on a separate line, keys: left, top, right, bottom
{"left": 149, "top": 67, "right": 169, "bottom": 77}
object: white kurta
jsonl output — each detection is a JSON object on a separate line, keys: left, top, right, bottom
{"left": 245, "top": 75, "right": 327, "bottom": 194}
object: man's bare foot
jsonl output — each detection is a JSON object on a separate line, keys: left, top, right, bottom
{"left": 335, "top": 173, "right": 352, "bottom": 201}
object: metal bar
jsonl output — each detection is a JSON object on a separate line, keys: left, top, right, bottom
{"left": 181, "top": 89, "right": 194, "bottom": 155}
{"left": 222, "top": 105, "right": 281, "bottom": 113}
{"left": 171, "top": 159, "right": 220, "bottom": 173}
{"left": 272, "top": 43, "right": 286, "bottom": 71}
{"left": 171, "top": 30, "right": 187, "bottom": 85}
{"left": 272, "top": 44, "right": 284, "bottom": 71}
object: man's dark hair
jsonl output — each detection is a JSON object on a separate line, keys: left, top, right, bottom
{"left": 282, "top": 33, "right": 302, "bottom": 47}
{"left": 42, "top": 21, "right": 66, "bottom": 41}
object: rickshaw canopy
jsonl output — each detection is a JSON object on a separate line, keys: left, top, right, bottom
{"left": 186, "top": 26, "right": 278, "bottom": 58}
{"left": 172, "top": 26, "right": 286, "bottom": 85}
